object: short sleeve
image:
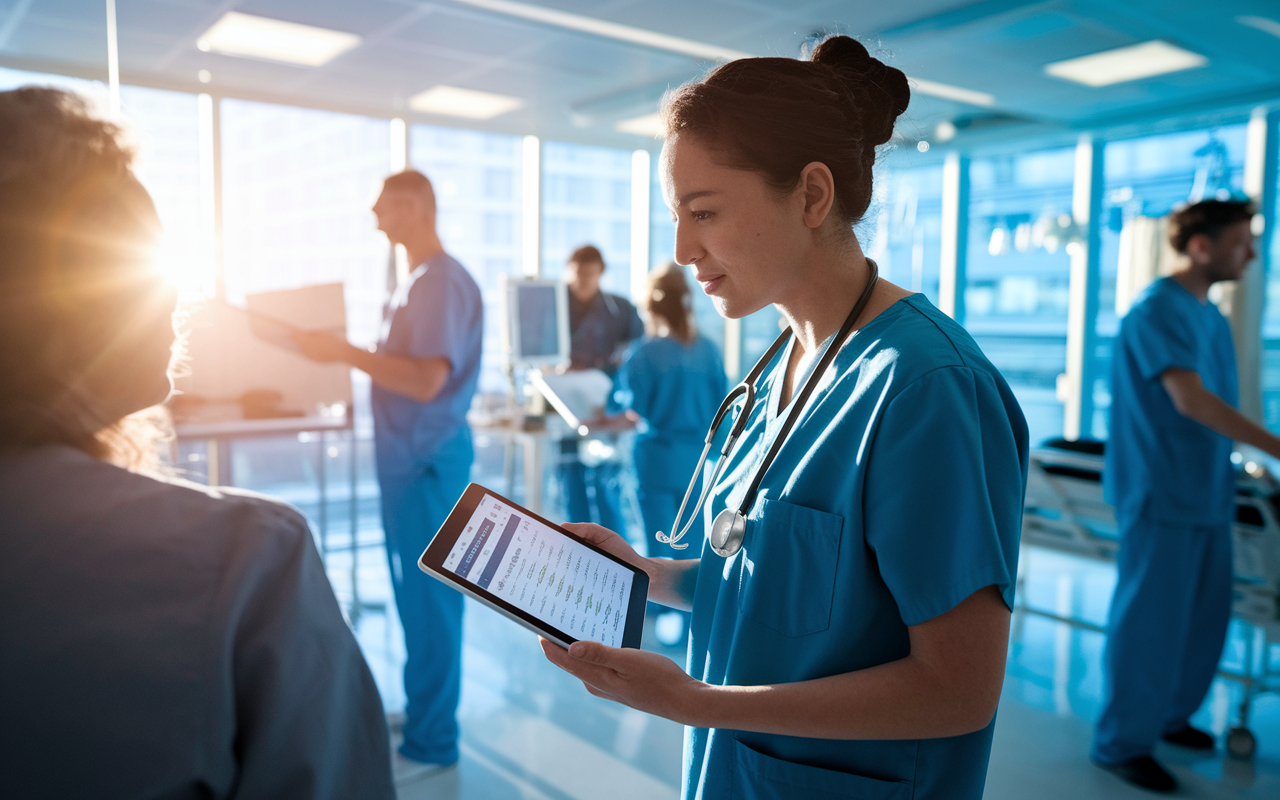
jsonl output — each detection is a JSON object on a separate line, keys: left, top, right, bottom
{"left": 402, "top": 263, "right": 476, "bottom": 368}
{"left": 863, "top": 367, "right": 1027, "bottom": 626}
{"left": 1125, "top": 293, "right": 1199, "bottom": 381}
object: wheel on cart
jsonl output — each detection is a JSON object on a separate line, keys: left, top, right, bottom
{"left": 1226, "top": 727, "right": 1256, "bottom": 759}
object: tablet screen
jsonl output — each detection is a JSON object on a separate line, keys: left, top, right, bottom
{"left": 442, "top": 492, "right": 635, "bottom": 648}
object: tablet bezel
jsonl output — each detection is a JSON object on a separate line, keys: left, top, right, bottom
{"left": 418, "top": 483, "right": 650, "bottom": 650}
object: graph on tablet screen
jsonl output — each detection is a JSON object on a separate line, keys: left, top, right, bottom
{"left": 443, "top": 493, "right": 634, "bottom": 647}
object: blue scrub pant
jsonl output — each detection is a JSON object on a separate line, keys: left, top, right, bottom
{"left": 377, "top": 430, "right": 473, "bottom": 765}
{"left": 1092, "top": 516, "right": 1232, "bottom": 765}
{"left": 557, "top": 456, "right": 625, "bottom": 532}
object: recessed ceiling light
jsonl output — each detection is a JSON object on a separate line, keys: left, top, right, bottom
{"left": 1044, "top": 40, "right": 1207, "bottom": 87}
{"left": 197, "top": 12, "right": 361, "bottom": 67}
{"left": 910, "top": 78, "right": 996, "bottom": 107}
{"left": 408, "top": 86, "right": 524, "bottom": 119}
{"left": 615, "top": 113, "right": 666, "bottom": 138}
{"left": 197, "top": 69, "right": 212, "bottom": 84}
{"left": 1237, "top": 15, "right": 1280, "bottom": 40}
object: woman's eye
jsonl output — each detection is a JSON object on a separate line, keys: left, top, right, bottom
{"left": 692, "top": 211, "right": 712, "bottom": 221}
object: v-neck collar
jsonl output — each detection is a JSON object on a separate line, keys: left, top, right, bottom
{"left": 764, "top": 293, "right": 918, "bottom": 423}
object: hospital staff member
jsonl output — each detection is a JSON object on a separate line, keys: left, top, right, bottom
{"left": 558, "top": 244, "right": 644, "bottom": 530}
{"left": 293, "top": 170, "right": 483, "bottom": 782}
{"left": 613, "top": 263, "right": 726, "bottom": 646}
{"left": 1092, "top": 199, "right": 1278, "bottom": 793}
{"left": 541, "top": 36, "right": 1028, "bottom": 800}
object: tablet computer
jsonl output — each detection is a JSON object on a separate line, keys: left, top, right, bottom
{"left": 419, "top": 483, "right": 649, "bottom": 649}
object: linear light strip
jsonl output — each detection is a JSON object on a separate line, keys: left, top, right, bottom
{"left": 451, "top": 0, "right": 752, "bottom": 62}
{"left": 522, "top": 135, "right": 541, "bottom": 278}
{"left": 630, "top": 149, "right": 651, "bottom": 303}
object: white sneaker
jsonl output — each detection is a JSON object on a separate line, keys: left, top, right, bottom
{"left": 655, "top": 611, "right": 686, "bottom": 647}
{"left": 392, "top": 751, "right": 454, "bottom": 786}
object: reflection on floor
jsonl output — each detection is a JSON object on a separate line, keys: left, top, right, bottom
{"left": 322, "top": 541, "right": 1280, "bottom": 800}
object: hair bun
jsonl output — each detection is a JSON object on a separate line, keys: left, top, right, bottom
{"left": 808, "top": 36, "right": 910, "bottom": 146}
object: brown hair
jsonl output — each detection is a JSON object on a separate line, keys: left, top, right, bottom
{"left": 644, "top": 263, "right": 696, "bottom": 345}
{"left": 1168, "top": 199, "right": 1254, "bottom": 254}
{"left": 0, "top": 86, "right": 169, "bottom": 469}
{"left": 661, "top": 35, "right": 909, "bottom": 226}
{"left": 569, "top": 244, "right": 605, "bottom": 270}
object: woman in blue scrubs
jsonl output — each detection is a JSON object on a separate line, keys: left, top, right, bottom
{"left": 542, "top": 36, "right": 1029, "bottom": 800}
{"left": 614, "top": 263, "right": 727, "bottom": 645}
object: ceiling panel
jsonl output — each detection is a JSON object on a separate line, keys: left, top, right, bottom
{"left": 0, "top": 0, "right": 1277, "bottom": 149}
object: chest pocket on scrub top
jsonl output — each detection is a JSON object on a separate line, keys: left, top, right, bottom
{"left": 738, "top": 498, "right": 843, "bottom": 637}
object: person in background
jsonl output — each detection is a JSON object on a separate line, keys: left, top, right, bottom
{"left": 613, "top": 263, "right": 727, "bottom": 646}
{"left": 1093, "top": 199, "right": 1280, "bottom": 793}
{"left": 557, "top": 244, "right": 644, "bottom": 530}
{"left": 0, "top": 86, "right": 394, "bottom": 799}
{"left": 292, "top": 170, "right": 483, "bottom": 784}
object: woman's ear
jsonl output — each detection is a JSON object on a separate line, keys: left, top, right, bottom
{"left": 798, "top": 161, "right": 837, "bottom": 230}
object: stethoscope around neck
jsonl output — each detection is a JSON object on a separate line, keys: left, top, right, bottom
{"left": 656, "top": 260, "right": 880, "bottom": 559}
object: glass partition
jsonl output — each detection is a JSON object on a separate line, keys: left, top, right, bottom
{"left": 966, "top": 148, "right": 1076, "bottom": 445}
{"left": 867, "top": 162, "right": 945, "bottom": 304}
{"left": 541, "top": 141, "right": 633, "bottom": 296}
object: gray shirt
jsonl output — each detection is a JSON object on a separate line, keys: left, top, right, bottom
{"left": 0, "top": 445, "right": 394, "bottom": 799}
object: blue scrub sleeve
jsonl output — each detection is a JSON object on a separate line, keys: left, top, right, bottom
{"left": 403, "top": 263, "right": 473, "bottom": 369}
{"left": 612, "top": 342, "right": 651, "bottom": 418}
{"left": 626, "top": 301, "right": 645, "bottom": 341}
{"left": 862, "top": 366, "right": 1026, "bottom": 626}
{"left": 221, "top": 505, "right": 394, "bottom": 799}
{"left": 1125, "top": 293, "right": 1200, "bottom": 381}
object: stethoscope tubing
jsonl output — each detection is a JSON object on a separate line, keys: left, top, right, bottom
{"left": 656, "top": 260, "right": 880, "bottom": 553}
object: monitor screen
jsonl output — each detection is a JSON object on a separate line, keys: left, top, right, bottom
{"left": 506, "top": 279, "right": 567, "bottom": 367}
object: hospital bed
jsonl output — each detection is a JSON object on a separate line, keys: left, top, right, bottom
{"left": 1019, "top": 439, "right": 1280, "bottom": 759}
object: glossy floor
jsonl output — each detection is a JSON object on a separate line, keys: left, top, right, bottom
{"left": 320, "top": 542, "right": 1280, "bottom": 800}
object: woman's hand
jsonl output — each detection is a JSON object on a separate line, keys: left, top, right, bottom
{"left": 561, "top": 522, "right": 647, "bottom": 571}
{"left": 540, "top": 638, "right": 709, "bottom": 725}
{"left": 561, "top": 523, "right": 698, "bottom": 611}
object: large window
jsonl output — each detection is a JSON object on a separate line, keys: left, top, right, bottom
{"left": 0, "top": 69, "right": 206, "bottom": 293}
{"left": 411, "top": 125, "right": 524, "bottom": 395}
{"left": 1092, "top": 126, "right": 1249, "bottom": 438}
{"left": 867, "top": 161, "right": 945, "bottom": 304}
{"left": 1261, "top": 129, "right": 1280, "bottom": 433}
{"left": 649, "top": 161, "right": 725, "bottom": 355}
{"left": 966, "top": 148, "right": 1076, "bottom": 445}
{"left": 541, "top": 141, "right": 633, "bottom": 296}
{"left": 220, "top": 100, "right": 391, "bottom": 348}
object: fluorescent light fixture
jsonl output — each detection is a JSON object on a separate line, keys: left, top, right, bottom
{"left": 451, "top": 0, "right": 751, "bottom": 62}
{"left": 1237, "top": 15, "right": 1280, "bottom": 39}
{"left": 615, "top": 113, "right": 665, "bottom": 138}
{"left": 910, "top": 77, "right": 996, "bottom": 107}
{"left": 197, "top": 12, "right": 360, "bottom": 66}
{"left": 1044, "top": 40, "right": 1207, "bottom": 87}
{"left": 408, "top": 85, "right": 524, "bottom": 119}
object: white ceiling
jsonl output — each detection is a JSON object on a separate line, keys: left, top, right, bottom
{"left": 1, "top": 0, "right": 1278, "bottom": 149}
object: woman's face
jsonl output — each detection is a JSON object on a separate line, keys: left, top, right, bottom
{"left": 660, "top": 134, "right": 813, "bottom": 320}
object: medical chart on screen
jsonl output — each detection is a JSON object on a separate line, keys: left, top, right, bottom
{"left": 444, "top": 494, "right": 633, "bottom": 647}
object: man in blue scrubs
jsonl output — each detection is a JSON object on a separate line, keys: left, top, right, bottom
{"left": 1093, "top": 200, "right": 1277, "bottom": 792}
{"left": 294, "top": 170, "right": 483, "bottom": 783}
{"left": 557, "top": 245, "right": 643, "bottom": 528}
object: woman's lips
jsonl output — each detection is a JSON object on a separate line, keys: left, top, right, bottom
{"left": 696, "top": 274, "right": 724, "bottom": 294}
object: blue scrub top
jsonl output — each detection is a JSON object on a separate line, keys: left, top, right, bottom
{"left": 372, "top": 253, "right": 483, "bottom": 477}
{"left": 569, "top": 290, "right": 644, "bottom": 375}
{"left": 686, "top": 295, "right": 1029, "bottom": 800}
{"left": 614, "top": 334, "right": 728, "bottom": 492}
{"left": 1104, "top": 277, "right": 1237, "bottom": 526}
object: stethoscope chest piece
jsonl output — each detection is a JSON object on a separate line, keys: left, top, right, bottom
{"left": 709, "top": 508, "right": 747, "bottom": 558}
